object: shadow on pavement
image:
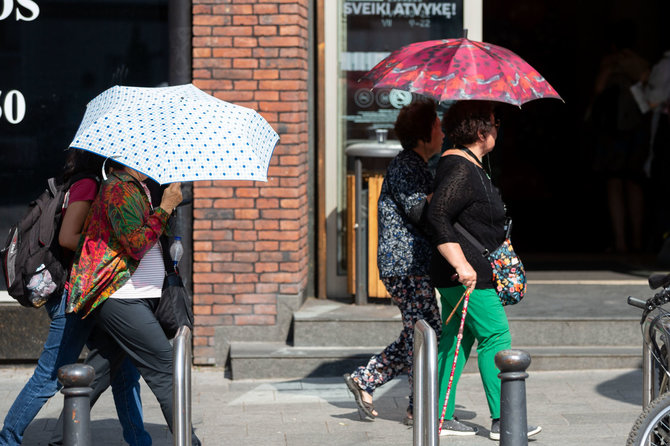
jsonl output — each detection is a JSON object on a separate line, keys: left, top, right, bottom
{"left": 595, "top": 368, "right": 642, "bottom": 405}
{"left": 23, "top": 420, "right": 173, "bottom": 445}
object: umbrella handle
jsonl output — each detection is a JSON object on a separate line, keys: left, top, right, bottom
{"left": 438, "top": 288, "right": 471, "bottom": 433}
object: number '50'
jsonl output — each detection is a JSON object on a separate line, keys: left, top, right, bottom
{"left": 0, "top": 91, "right": 26, "bottom": 124}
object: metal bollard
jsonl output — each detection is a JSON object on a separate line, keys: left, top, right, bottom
{"left": 413, "top": 319, "right": 438, "bottom": 446}
{"left": 173, "top": 325, "right": 192, "bottom": 446}
{"left": 495, "top": 349, "right": 531, "bottom": 446}
{"left": 58, "top": 364, "right": 95, "bottom": 446}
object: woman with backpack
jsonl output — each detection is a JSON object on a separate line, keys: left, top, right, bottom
{"left": 0, "top": 149, "right": 150, "bottom": 446}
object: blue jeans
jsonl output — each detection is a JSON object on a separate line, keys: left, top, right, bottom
{"left": 0, "top": 292, "right": 150, "bottom": 446}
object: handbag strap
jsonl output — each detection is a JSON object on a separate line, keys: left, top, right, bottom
{"left": 454, "top": 222, "right": 489, "bottom": 257}
{"left": 454, "top": 218, "right": 514, "bottom": 258}
{"left": 160, "top": 234, "right": 175, "bottom": 274}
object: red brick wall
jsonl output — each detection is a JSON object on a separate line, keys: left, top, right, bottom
{"left": 191, "top": 0, "right": 310, "bottom": 365}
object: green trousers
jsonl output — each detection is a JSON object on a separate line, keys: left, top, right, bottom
{"left": 437, "top": 286, "right": 512, "bottom": 420}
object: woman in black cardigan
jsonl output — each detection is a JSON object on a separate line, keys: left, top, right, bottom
{"left": 428, "top": 101, "right": 540, "bottom": 440}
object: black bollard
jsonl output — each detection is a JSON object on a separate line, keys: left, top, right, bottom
{"left": 58, "top": 364, "right": 95, "bottom": 446}
{"left": 495, "top": 349, "right": 531, "bottom": 446}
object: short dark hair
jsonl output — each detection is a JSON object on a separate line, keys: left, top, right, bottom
{"left": 394, "top": 99, "right": 437, "bottom": 150}
{"left": 442, "top": 101, "right": 495, "bottom": 146}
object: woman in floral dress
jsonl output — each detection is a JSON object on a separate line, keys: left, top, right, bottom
{"left": 344, "top": 99, "right": 443, "bottom": 423}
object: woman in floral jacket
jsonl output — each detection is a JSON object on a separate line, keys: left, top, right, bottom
{"left": 344, "top": 99, "right": 443, "bottom": 424}
{"left": 66, "top": 164, "right": 201, "bottom": 445}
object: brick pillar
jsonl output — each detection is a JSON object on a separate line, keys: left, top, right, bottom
{"left": 191, "top": 1, "right": 310, "bottom": 365}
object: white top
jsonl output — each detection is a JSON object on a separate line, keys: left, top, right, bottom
{"left": 109, "top": 243, "right": 164, "bottom": 299}
{"left": 645, "top": 50, "right": 670, "bottom": 112}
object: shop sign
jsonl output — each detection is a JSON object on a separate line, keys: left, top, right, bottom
{"left": 0, "top": 0, "right": 37, "bottom": 126}
{"left": 0, "top": 1, "right": 169, "bottom": 298}
{"left": 341, "top": 0, "right": 463, "bottom": 141}
{"left": 0, "top": 90, "right": 26, "bottom": 124}
{"left": 0, "top": 0, "right": 39, "bottom": 21}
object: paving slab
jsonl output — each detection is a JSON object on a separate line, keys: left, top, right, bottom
{"left": 0, "top": 365, "right": 645, "bottom": 445}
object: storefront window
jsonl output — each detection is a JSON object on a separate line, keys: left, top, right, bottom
{"left": 0, "top": 0, "right": 168, "bottom": 296}
{"left": 335, "top": 0, "right": 463, "bottom": 274}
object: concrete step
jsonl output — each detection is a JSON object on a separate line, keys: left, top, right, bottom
{"left": 293, "top": 299, "right": 641, "bottom": 347}
{"left": 228, "top": 342, "right": 642, "bottom": 379}
{"left": 236, "top": 271, "right": 653, "bottom": 379}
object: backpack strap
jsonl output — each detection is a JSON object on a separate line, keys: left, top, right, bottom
{"left": 38, "top": 178, "right": 65, "bottom": 246}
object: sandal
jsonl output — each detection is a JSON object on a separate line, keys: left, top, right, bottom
{"left": 403, "top": 406, "right": 413, "bottom": 426}
{"left": 343, "top": 374, "right": 376, "bottom": 419}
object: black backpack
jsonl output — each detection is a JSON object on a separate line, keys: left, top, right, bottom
{"left": 1, "top": 176, "right": 83, "bottom": 307}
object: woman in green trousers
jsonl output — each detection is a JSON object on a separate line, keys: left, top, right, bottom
{"left": 427, "top": 100, "right": 541, "bottom": 440}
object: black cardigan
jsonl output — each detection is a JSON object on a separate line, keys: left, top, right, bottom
{"left": 427, "top": 155, "right": 506, "bottom": 289}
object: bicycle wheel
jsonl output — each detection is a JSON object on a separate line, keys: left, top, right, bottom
{"left": 628, "top": 392, "right": 670, "bottom": 446}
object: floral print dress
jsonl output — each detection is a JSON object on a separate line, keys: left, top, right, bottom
{"left": 349, "top": 149, "right": 442, "bottom": 414}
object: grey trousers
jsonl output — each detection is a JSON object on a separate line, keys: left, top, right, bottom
{"left": 93, "top": 298, "right": 201, "bottom": 446}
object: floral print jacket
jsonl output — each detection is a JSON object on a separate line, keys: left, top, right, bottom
{"left": 377, "top": 149, "right": 433, "bottom": 278}
{"left": 66, "top": 171, "right": 170, "bottom": 317}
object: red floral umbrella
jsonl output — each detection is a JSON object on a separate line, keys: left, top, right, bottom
{"left": 361, "top": 38, "right": 562, "bottom": 106}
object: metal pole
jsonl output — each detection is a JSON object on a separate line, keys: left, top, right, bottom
{"left": 58, "top": 364, "right": 95, "bottom": 446}
{"left": 168, "top": 0, "right": 193, "bottom": 295}
{"left": 354, "top": 157, "right": 367, "bottom": 305}
{"left": 643, "top": 340, "right": 654, "bottom": 408}
{"left": 174, "top": 325, "right": 192, "bottom": 446}
{"left": 413, "top": 319, "right": 438, "bottom": 446}
{"left": 495, "top": 350, "right": 530, "bottom": 446}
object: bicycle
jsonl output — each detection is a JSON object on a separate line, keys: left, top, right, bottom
{"left": 626, "top": 272, "right": 670, "bottom": 445}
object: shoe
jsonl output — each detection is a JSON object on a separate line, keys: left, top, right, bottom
{"left": 343, "top": 374, "right": 376, "bottom": 419}
{"left": 403, "top": 408, "right": 413, "bottom": 426}
{"left": 489, "top": 418, "right": 542, "bottom": 440}
{"left": 439, "top": 417, "right": 478, "bottom": 436}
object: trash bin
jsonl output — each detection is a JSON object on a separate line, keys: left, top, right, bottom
{"left": 345, "top": 131, "right": 402, "bottom": 305}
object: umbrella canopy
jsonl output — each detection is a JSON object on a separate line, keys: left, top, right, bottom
{"left": 362, "top": 38, "right": 562, "bottom": 106}
{"left": 69, "top": 84, "right": 279, "bottom": 184}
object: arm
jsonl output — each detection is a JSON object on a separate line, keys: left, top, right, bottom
{"left": 387, "top": 158, "right": 430, "bottom": 226}
{"left": 58, "top": 200, "right": 93, "bottom": 251}
{"left": 436, "top": 242, "right": 476, "bottom": 290}
{"left": 107, "top": 181, "right": 171, "bottom": 260}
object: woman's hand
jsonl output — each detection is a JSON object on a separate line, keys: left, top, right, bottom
{"left": 159, "top": 182, "right": 183, "bottom": 215}
{"left": 454, "top": 262, "right": 477, "bottom": 291}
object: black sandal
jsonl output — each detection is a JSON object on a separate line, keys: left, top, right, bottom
{"left": 343, "top": 374, "right": 376, "bottom": 419}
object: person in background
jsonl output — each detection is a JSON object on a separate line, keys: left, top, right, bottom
{"left": 0, "top": 149, "right": 149, "bottom": 446}
{"left": 428, "top": 100, "right": 540, "bottom": 439}
{"left": 343, "top": 99, "right": 443, "bottom": 424}
{"left": 66, "top": 162, "right": 201, "bottom": 445}
{"left": 588, "top": 22, "right": 650, "bottom": 253}
{"left": 643, "top": 44, "right": 670, "bottom": 256}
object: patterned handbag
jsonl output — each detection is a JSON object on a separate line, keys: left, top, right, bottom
{"left": 454, "top": 221, "right": 526, "bottom": 306}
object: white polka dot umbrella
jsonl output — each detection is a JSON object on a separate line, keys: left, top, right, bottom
{"left": 69, "top": 84, "right": 279, "bottom": 184}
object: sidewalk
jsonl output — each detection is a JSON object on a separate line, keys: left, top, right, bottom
{"left": 2, "top": 365, "right": 643, "bottom": 445}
